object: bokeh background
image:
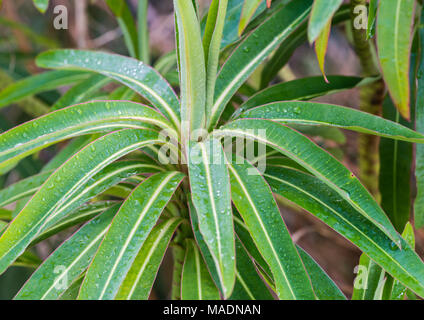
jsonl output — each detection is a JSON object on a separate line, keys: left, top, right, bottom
{"left": 0, "top": 0, "right": 423, "bottom": 299}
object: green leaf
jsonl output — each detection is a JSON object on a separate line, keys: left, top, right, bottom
{"left": 138, "top": 0, "right": 150, "bottom": 64}
{"left": 233, "top": 214, "right": 273, "bottom": 280}
{"left": 377, "top": 0, "right": 415, "bottom": 120}
{"left": 352, "top": 253, "right": 384, "bottom": 300}
{"left": 307, "top": 0, "right": 343, "bottom": 44}
{"left": 236, "top": 209, "right": 345, "bottom": 300}
{"left": 33, "top": 0, "right": 49, "bottom": 13}
{"left": 106, "top": 0, "right": 139, "bottom": 58}
{"left": 0, "top": 208, "right": 11, "bottom": 221}
{"left": 181, "top": 239, "right": 220, "bottom": 300}
{"left": 415, "top": 10, "right": 424, "bottom": 229}
{"left": 238, "top": 76, "right": 371, "bottom": 113}
{"left": 238, "top": 0, "right": 263, "bottom": 36}
{"left": 379, "top": 96, "right": 413, "bottom": 232}
{"left": 188, "top": 139, "right": 235, "bottom": 298}
{"left": 0, "top": 70, "right": 88, "bottom": 109}
{"left": 78, "top": 172, "right": 185, "bottom": 299}
{"left": 215, "top": 119, "right": 401, "bottom": 246}
{"left": 229, "top": 238, "right": 274, "bottom": 300}
{"left": 42, "top": 136, "right": 94, "bottom": 172}
{"left": 32, "top": 201, "right": 117, "bottom": 246}
{"left": 228, "top": 156, "right": 315, "bottom": 299}
{"left": 0, "top": 129, "right": 162, "bottom": 274}
{"left": 59, "top": 275, "right": 84, "bottom": 300}
{"left": 314, "top": 19, "right": 331, "bottom": 82}
{"left": 237, "top": 101, "right": 424, "bottom": 143}
{"left": 36, "top": 50, "right": 181, "bottom": 130}
{"left": 203, "top": 0, "right": 228, "bottom": 120}
{"left": 188, "top": 197, "right": 224, "bottom": 293}
{"left": 264, "top": 166, "right": 424, "bottom": 298}
{"left": 297, "top": 246, "right": 346, "bottom": 300}
{"left": 0, "top": 100, "right": 171, "bottom": 172}
{"left": 390, "top": 222, "right": 415, "bottom": 300}
{"left": 174, "top": 0, "right": 206, "bottom": 143}
{"left": 260, "top": 4, "right": 350, "bottom": 88}
{"left": 0, "top": 171, "right": 53, "bottom": 208}
{"left": 209, "top": 0, "right": 313, "bottom": 130}
{"left": 14, "top": 205, "right": 119, "bottom": 300}
{"left": 36, "top": 160, "right": 162, "bottom": 235}
{"left": 116, "top": 218, "right": 183, "bottom": 300}
{"left": 367, "top": 0, "right": 378, "bottom": 39}
{"left": 51, "top": 74, "right": 111, "bottom": 111}
{"left": 0, "top": 221, "right": 7, "bottom": 233}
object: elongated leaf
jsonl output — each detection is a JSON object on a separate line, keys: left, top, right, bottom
{"left": 307, "top": 0, "right": 343, "bottom": 44}
{"left": 79, "top": 172, "right": 185, "bottom": 299}
{"left": 188, "top": 139, "right": 235, "bottom": 298}
{"left": 0, "top": 221, "right": 7, "bottom": 233}
{"left": 216, "top": 119, "right": 402, "bottom": 246}
{"left": 209, "top": 0, "right": 313, "bottom": 130}
{"left": 0, "top": 171, "right": 53, "bottom": 208}
{"left": 238, "top": 101, "right": 424, "bottom": 143}
{"left": 233, "top": 214, "right": 273, "bottom": 279}
{"left": 415, "top": 11, "right": 424, "bottom": 229}
{"left": 228, "top": 156, "right": 315, "bottom": 300}
{"left": 15, "top": 205, "right": 119, "bottom": 300}
{"left": 0, "top": 129, "right": 162, "bottom": 274}
{"left": 352, "top": 253, "right": 384, "bottom": 300}
{"left": 264, "top": 166, "right": 424, "bottom": 298}
{"left": 42, "top": 136, "right": 94, "bottom": 172}
{"left": 181, "top": 239, "right": 220, "bottom": 300}
{"left": 0, "top": 100, "right": 171, "bottom": 172}
{"left": 260, "top": 4, "right": 350, "bottom": 88}
{"left": 203, "top": 0, "right": 228, "bottom": 119}
{"left": 137, "top": 0, "right": 150, "bottom": 64}
{"left": 236, "top": 212, "right": 346, "bottom": 299}
{"left": 314, "top": 19, "right": 331, "bottom": 82}
{"left": 377, "top": 0, "right": 415, "bottom": 120}
{"left": 39, "top": 160, "right": 163, "bottom": 232}
{"left": 379, "top": 96, "right": 413, "bottom": 232}
{"left": 36, "top": 50, "right": 181, "bottom": 130}
{"left": 238, "top": 0, "right": 263, "bottom": 36}
{"left": 390, "top": 222, "right": 415, "bottom": 300}
{"left": 297, "top": 246, "right": 346, "bottom": 300}
{"left": 106, "top": 0, "right": 138, "bottom": 58}
{"left": 239, "top": 76, "right": 370, "bottom": 112}
{"left": 174, "top": 0, "right": 206, "bottom": 143}
{"left": 229, "top": 238, "right": 273, "bottom": 300}
{"left": 51, "top": 74, "right": 111, "bottom": 111}
{"left": 0, "top": 70, "right": 88, "bottom": 109}
{"left": 367, "top": 0, "right": 378, "bottom": 39}
{"left": 32, "top": 201, "right": 117, "bottom": 246}
{"left": 116, "top": 218, "right": 183, "bottom": 300}
{"left": 59, "top": 275, "right": 84, "bottom": 300}
{"left": 188, "top": 197, "right": 223, "bottom": 293}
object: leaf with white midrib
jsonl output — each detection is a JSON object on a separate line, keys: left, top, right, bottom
{"left": 36, "top": 50, "right": 181, "bottom": 130}
{"left": 265, "top": 166, "right": 424, "bottom": 298}
{"left": 228, "top": 156, "right": 315, "bottom": 300}
{"left": 0, "top": 100, "right": 172, "bottom": 172}
{"left": 116, "top": 217, "right": 183, "bottom": 300}
{"left": 214, "top": 118, "right": 401, "bottom": 247}
{"left": 15, "top": 205, "right": 120, "bottom": 300}
{"left": 78, "top": 171, "right": 185, "bottom": 300}
{"left": 0, "top": 129, "right": 163, "bottom": 275}
{"left": 188, "top": 139, "right": 235, "bottom": 298}
{"left": 209, "top": 0, "right": 313, "bottom": 130}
